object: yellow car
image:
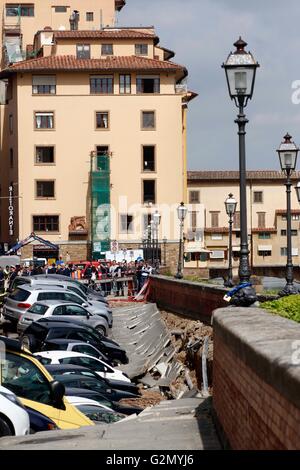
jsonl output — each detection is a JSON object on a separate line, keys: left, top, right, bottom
{"left": 0, "top": 336, "right": 94, "bottom": 430}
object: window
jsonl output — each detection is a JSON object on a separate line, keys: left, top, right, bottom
{"left": 210, "top": 250, "right": 225, "bottom": 259}
{"left": 64, "top": 305, "right": 87, "bottom": 316}
{"left": 257, "top": 212, "right": 266, "bottom": 228}
{"left": 9, "top": 114, "right": 13, "bottom": 133}
{"left": 135, "top": 44, "right": 148, "bottom": 55}
{"left": 9, "top": 148, "right": 13, "bottom": 168}
{"left": 119, "top": 74, "right": 131, "bottom": 94}
{"left": 137, "top": 76, "right": 160, "bottom": 94}
{"left": 142, "top": 146, "right": 155, "bottom": 171}
{"left": 101, "top": 44, "right": 113, "bottom": 55}
{"left": 36, "top": 181, "right": 55, "bottom": 198}
{"left": 211, "top": 233, "right": 223, "bottom": 240}
{"left": 281, "top": 229, "right": 297, "bottom": 236}
{"left": 190, "top": 211, "right": 197, "bottom": 232}
{"left": 76, "top": 44, "right": 90, "bottom": 59}
{"left": 72, "top": 344, "right": 99, "bottom": 358}
{"left": 143, "top": 180, "right": 156, "bottom": 204}
{"left": 33, "top": 215, "right": 59, "bottom": 232}
{"left": 280, "top": 247, "right": 298, "bottom": 256}
{"left": 35, "top": 112, "right": 54, "bottom": 129}
{"left": 86, "top": 11, "right": 94, "bottom": 21}
{"left": 90, "top": 76, "right": 113, "bottom": 94}
{"left": 258, "top": 250, "right": 272, "bottom": 257}
{"left": 32, "top": 76, "right": 56, "bottom": 95}
{"left": 142, "top": 111, "right": 155, "bottom": 129}
{"left": 189, "top": 191, "right": 200, "bottom": 204}
{"left": 55, "top": 6, "right": 67, "bottom": 13}
{"left": 35, "top": 146, "right": 54, "bottom": 164}
{"left": 253, "top": 191, "right": 263, "bottom": 203}
{"left": 6, "top": 4, "right": 34, "bottom": 16}
{"left": 210, "top": 212, "right": 219, "bottom": 228}
{"left": 258, "top": 232, "right": 271, "bottom": 239}
{"left": 120, "top": 214, "right": 134, "bottom": 233}
{"left": 233, "top": 212, "right": 240, "bottom": 229}
{"left": 2, "top": 352, "right": 52, "bottom": 405}
{"left": 95, "top": 112, "right": 109, "bottom": 129}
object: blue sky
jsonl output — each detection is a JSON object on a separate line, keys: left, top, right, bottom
{"left": 119, "top": 0, "right": 300, "bottom": 170}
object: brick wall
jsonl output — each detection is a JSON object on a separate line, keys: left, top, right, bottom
{"left": 213, "top": 307, "right": 300, "bottom": 449}
{"left": 149, "top": 275, "right": 228, "bottom": 323}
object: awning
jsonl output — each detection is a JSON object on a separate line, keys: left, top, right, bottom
{"left": 258, "top": 245, "right": 272, "bottom": 251}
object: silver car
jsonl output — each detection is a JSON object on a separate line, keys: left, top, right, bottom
{"left": 3, "top": 285, "right": 112, "bottom": 327}
{"left": 17, "top": 300, "right": 109, "bottom": 336}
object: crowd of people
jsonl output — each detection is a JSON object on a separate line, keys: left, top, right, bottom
{"left": 0, "top": 258, "right": 154, "bottom": 297}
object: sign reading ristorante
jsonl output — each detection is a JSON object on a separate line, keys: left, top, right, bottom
{"left": 8, "top": 185, "right": 14, "bottom": 236}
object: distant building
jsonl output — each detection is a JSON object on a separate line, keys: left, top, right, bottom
{"left": 0, "top": 1, "right": 196, "bottom": 262}
{"left": 185, "top": 170, "right": 300, "bottom": 275}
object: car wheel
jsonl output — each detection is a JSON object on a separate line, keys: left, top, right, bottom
{"left": 0, "top": 417, "right": 13, "bottom": 437}
{"left": 95, "top": 325, "right": 106, "bottom": 336}
{"left": 21, "top": 334, "right": 37, "bottom": 352}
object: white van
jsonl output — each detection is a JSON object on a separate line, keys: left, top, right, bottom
{"left": 21, "top": 258, "right": 47, "bottom": 267}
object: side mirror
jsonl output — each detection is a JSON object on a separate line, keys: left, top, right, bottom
{"left": 50, "top": 380, "right": 65, "bottom": 409}
{"left": 82, "top": 302, "right": 89, "bottom": 308}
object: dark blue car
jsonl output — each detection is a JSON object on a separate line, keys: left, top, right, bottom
{"left": 26, "top": 407, "right": 58, "bottom": 433}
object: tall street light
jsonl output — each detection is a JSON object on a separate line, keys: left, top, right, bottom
{"left": 153, "top": 210, "right": 161, "bottom": 273}
{"left": 222, "top": 37, "right": 259, "bottom": 305}
{"left": 150, "top": 219, "right": 155, "bottom": 267}
{"left": 277, "top": 133, "right": 299, "bottom": 296}
{"left": 224, "top": 193, "right": 237, "bottom": 287}
{"left": 175, "top": 202, "right": 187, "bottom": 279}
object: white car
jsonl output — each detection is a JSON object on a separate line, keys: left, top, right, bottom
{"left": 0, "top": 385, "right": 30, "bottom": 437}
{"left": 34, "top": 350, "right": 131, "bottom": 383}
{"left": 66, "top": 396, "right": 125, "bottom": 424}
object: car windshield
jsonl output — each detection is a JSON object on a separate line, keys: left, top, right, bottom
{"left": 9, "top": 288, "right": 30, "bottom": 301}
{"left": 76, "top": 405, "right": 123, "bottom": 423}
{"left": 1, "top": 352, "right": 52, "bottom": 405}
{"left": 27, "top": 304, "right": 49, "bottom": 315}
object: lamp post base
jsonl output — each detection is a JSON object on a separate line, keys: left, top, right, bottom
{"left": 174, "top": 273, "right": 183, "bottom": 280}
{"left": 230, "top": 285, "right": 258, "bottom": 307}
{"left": 279, "top": 283, "right": 299, "bottom": 297}
{"left": 224, "top": 278, "right": 234, "bottom": 288}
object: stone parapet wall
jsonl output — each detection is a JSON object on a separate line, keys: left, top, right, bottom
{"left": 213, "top": 307, "right": 300, "bottom": 449}
{"left": 149, "top": 275, "right": 227, "bottom": 323}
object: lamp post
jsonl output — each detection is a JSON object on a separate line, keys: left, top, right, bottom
{"left": 147, "top": 224, "right": 151, "bottom": 263}
{"left": 224, "top": 193, "right": 237, "bottom": 287}
{"left": 153, "top": 210, "right": 161, "bottom": 273}
{"left": 150, "top": 220, "right": 155, "bottom": 267}
{"left": 277, "top": 133, "right": 299, "bottom": 296}
{"left": 222, "top": 37, "right": 259, "bottom": 305}
{"left": 175, "top": 202, "right": 187, "bottom": 279}
{"left": 163, "top": 237, "right": 167, "bottom": 266}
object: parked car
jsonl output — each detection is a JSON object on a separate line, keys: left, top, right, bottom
{"left": 20, "top": 319, "right": 128, "bottom": 364}
{"left": 0, "top": 336, "right": 93, "bottom": 430}
{"left": 3, "top": 285, "right": 112, "bottom": 328}
{"left": 25, "top": 406, "right": 58, "bottom": 433}
{"left": 35, "top": 350, "right": 130, "bottom": 382}
{"left": 45, "top": 364, "right": 140, "bottom": 401}
{"left": 10, "top": 274, "right": 107, "bottom": 303}
{"left": 8, "top": 275, "right": 108, "bottom": 306}
{"left": 36, "top": 338, "right": 112, "bottom": 363}
{"left": 0, "top": 385, "right": 30, "bottom": 437}
{"left": 66, "top": 396, "right": 126, "bottom": 424}
{"left": 18, "top": 300, "right": 109, "bottom": 336}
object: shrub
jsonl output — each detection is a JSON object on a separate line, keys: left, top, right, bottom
{"left": 262, "top": 295, "right": 300, "bottom": 323}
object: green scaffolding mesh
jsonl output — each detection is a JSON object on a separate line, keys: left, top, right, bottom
{"left": 91, "top": 154, "right": 110, "bottom": 259}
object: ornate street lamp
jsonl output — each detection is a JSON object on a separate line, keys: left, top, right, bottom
{"left": 150, "top": 219, "right": 155, "bottom": 267}
{"left": 153, "top": 210, "right": 161, "bottom": 273}
{"left": 224, "top": 193, "right": 237, "bottom": 287}
{"left": 175, "top": 202, "right": 187, "bottom": 279}
{"left": 277, "top": 133, "right": 299, "bottom": 296}
{"left": 222, "top": 37, "right": 259, "bottom": 305}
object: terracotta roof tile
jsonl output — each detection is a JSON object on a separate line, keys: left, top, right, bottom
{"left": 188, "top": 170, "right": 300, "bottom": 181}
{"left": 251, "top": 228, "right": 277, "bottom": 233}
{"left": 53, "top": 29, "right": 157, "bottom": 41}
{"left": 0, "top": 55, "right": 186, "bottom": 75}
{"left": 275, "top": 209, "right": 300, "bottom": 215}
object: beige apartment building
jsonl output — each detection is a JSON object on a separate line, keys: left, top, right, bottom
{"left": 185, "top": 170, "right": 300, "bottom": 276}
{"left": 0, "top": 1, "right": 196, "bottom": 262}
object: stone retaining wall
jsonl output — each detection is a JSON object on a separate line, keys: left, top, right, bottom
{"left": 213, "top": 307, "right": 300, "bottom": 449}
